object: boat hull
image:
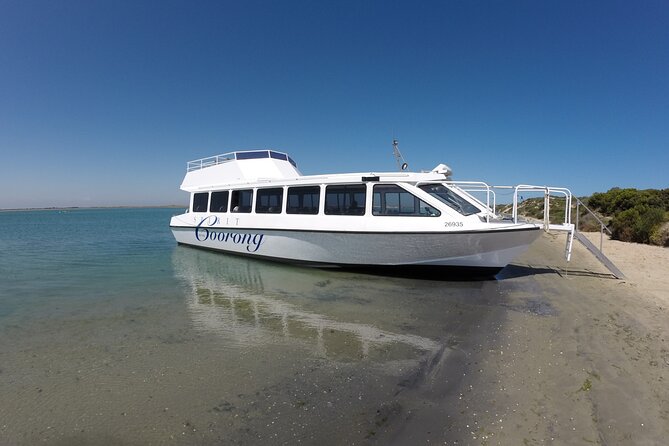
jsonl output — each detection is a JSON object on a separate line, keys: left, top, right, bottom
{"left": 170, "top": 225, "right": 541, "bottom": 274}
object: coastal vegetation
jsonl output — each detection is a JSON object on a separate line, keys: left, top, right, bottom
{"left": 502, "top": 188, "right": 669, "bottom": 247}
{"left": 588, "top": 188, "right": 669, "bottom": 246}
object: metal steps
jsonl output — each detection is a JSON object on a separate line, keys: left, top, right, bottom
{"left": 573, "top": 231, "right": 625, "bottom": 279}
{"left": 508, "top": 186, "right": 625, "bottom": 279}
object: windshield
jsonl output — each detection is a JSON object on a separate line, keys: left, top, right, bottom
{"left": 418, "top": 184, "right": 481, "bottom": 216}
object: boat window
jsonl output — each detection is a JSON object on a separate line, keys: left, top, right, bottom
{"left": 256, "top": 188, "right": 283, "bottom": 214}
{"left": 372, "top": 185, "right": 440, "bottom": 217}
{"left": 209, "top": 191, "right": 229, "bottom": 212}
{"left": 287, "top": 186, "right": 320, "bottom": 214}
{"left": 325, "top": 184, "right": 366, "bottom": 216}
{"left": 269, "top": 151, "right": 288, "bottom": 161}
{"left": 192, "top": 192, "right": 209, "bottom": 212}
{"left": 418, "top": 184, "right": 481, "bottom": 216}
{"left": 236, "top": 151, "right": 269, "bottom": 160}
{"left": 230, "top": 189, "right": 253, "bottom": 213}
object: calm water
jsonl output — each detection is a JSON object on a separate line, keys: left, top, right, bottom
{"left": 0, "top": 208, "right": 511, "bottom": 445}
{"left": 0, "top": 208, "right": 180, "bottom": 320}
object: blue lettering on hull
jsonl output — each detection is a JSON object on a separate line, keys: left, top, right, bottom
{"left": 195, "top": 216, "right": 264, "bottom": 253}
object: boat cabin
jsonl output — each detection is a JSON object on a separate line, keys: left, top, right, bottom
{"left": 181, "top": 150, "right": 486, "bottom": 221}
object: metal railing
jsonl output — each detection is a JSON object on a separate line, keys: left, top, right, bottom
{"left": 187, "top": 153, "right": 235, "bottom": 172}
{"left": 443, "top": 181, "right": 496, "bottom": 222}
{"left": 452, "top": 182, "right": 620, "bottom": 275}
{"left": 186, "top": 150, "right": 297, "bottom": 172}
{"left": 512, "top": 185, "right": 573, "bottom": 227}
{"left": 574, "top": 197, "right": 613, "bottom": 253}
{"left": 442, "top": 182, "right": 575, "bottom": 227}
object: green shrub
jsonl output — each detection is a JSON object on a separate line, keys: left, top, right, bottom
{"left": 589, "top": 188, "right": 667, "bottom": 215}
{"left": 504, "top": 187, "right": 668, "bottom": 246}
{"left": 649, "top": 220, "right": 669, "bottom": 247}
{"left": 611, "top": 205, "right": 666, "bottom": 244}
{"left": 586, "top": 188, "right": 668, "bottom": 245}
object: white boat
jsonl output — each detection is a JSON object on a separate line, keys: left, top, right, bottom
{"left": 170, "top": 146, "right": 575, "bottom": 277}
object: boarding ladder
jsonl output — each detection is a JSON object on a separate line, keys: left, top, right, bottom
{"left": 510, "top": 186, "right": 624, "bottom": 279}
{"left": 445, "top": 182, "right": 624, "bottom": 278}
{"left": 572, "top": 198, "right": 625, "bottom": 279}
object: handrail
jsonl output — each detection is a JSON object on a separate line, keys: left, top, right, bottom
{"left": 443, "top": 181, "right": 495, "bottom": 222}
{"left": 187, "top": 153, "right": 235, "bottom": 172}
{"left": 462, "top": 188, "right": 496, "bottom": 213}
{"left": 574, "top": 197, "right": 613, "bottom": 252}
{"left": 574, "top": 198, "right": 612, "bottom": 235}
{"left": 512, "top": 185, "right": 572, "bottom": 226}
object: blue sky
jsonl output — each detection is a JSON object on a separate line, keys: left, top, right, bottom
{"left": 1, "top": 0, "right": 667, "bottom": 208}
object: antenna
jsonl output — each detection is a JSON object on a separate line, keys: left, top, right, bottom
{"left": 392, "top": 139, "right": 408, "bottom": 171}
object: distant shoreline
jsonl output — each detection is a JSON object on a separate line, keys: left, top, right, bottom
{"left": 0, "top": 205, "right": 186, "bottom": 212}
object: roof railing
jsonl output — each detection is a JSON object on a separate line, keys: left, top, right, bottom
{"left": 187, "top": 153, "right": 236, "bottom": 172}
{"left": 186, "top": 150, "right": 297, "bottom": 172}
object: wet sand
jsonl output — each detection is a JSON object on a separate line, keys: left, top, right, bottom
{"left": 397, "top": 232, "right": 668, "bottom": 445}
{"left": 0, "top": 234, "right": 667, "bottom": 445}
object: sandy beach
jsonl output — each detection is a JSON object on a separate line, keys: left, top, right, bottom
{"left": 580, "top": 232, "right": 669, "bottom": 306}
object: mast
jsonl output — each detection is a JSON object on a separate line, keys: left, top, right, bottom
{"left": 392, "top": 139, "right": 408, "bottom": 171}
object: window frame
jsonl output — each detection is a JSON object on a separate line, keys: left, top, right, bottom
{"left": 192, "top": 192, "right": 209, "bottom": 213}
{"left": 209, "top": 190, "right": 229, "bottom": 213}
{"left": 372, "top": 184, "right": 441, "bottom": 217}
{"left": 255, "top": 187, "right": 284, "bottom": 214}
{"left": 324, "top": 184, "right": 366, "bottom": 216}
{"left": 230, "top": 189, "right": 254, "bottom": 213}
{"left": 418, "top": 183, "right": 481, "bottom": 216}
{"left": 286, "top": 185, "right": 321, "bottom": 215}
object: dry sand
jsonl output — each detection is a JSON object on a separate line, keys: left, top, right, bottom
{"left": 580, "top": 231, "right": 669, "bottom": 307}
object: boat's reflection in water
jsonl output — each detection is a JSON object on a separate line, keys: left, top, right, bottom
{"left": 172, "top": 247, "right": 442, "bottom": 364}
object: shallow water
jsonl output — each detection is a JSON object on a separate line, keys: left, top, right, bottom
{"left": 0, "top": 208, "right": 508, "bottom": 445}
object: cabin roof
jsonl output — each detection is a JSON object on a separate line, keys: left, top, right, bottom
{"left": 186, "top": 150, "right": 297, "bottom": 172}
{"left": 181, "top": 150, "right": 302, "bottom": 192}
{"left": 180, "top": 150, "right": 451, "bottom": 192}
